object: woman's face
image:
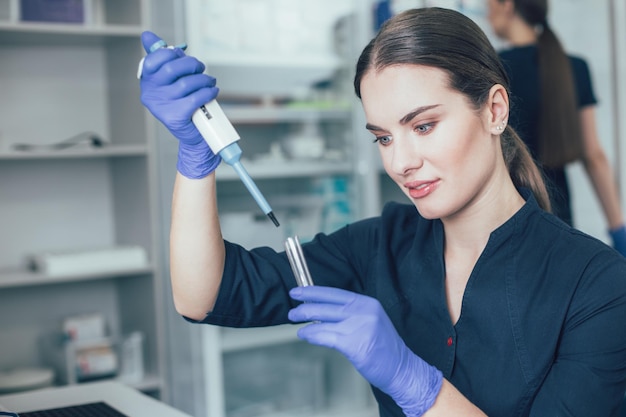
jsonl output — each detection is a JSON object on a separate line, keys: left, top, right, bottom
{"left": 360, "top": 65, "right": 502, "bottom": 221}
{"left": 486, "top": 0, "right": 510, "bottom": 40}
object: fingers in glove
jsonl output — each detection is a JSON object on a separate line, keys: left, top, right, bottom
{"left": 143, "top": 72, "right": 216, "bottom": 101}
{"left": 141, "top": 31, "right": 163, "bottom": 53}
{"left": 142, "top": 51, "right": 206, "bottom": 85}
{"left": 296, "top": 319, "right": 380, "bottom": 366}
{"left": 170, "top": 86, "right": 220, "bottom": 121}
{"left": 289, "top": 285, "right": 359, "bottom": 304}
{"left": 296, "top": 321, "right": 343, "bottom": 348}
{"left": 288, "top": 301, "right": 353, "bottom": 323}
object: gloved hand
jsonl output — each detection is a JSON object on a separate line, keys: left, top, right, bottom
{"left": 609, "top": 224, "right": 626, "bottom": 257}
{"left": 139, "top": 31, "right": 221, "bottom": 178}
{"left": 289, "top": 286, "right": 442, "bottom": 417}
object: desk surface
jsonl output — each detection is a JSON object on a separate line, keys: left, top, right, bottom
{"left": 0, "top": 381, "right": 191, "bottom": 417}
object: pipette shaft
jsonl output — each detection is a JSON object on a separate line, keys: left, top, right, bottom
{"left": 141, "top": 41, "right": 279, "bottom": 227}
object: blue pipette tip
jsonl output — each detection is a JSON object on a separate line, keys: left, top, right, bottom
{"left": 148, "top": 40, "right": 188, "bottom": 53}
{"left": 268, "top": 212, "right": 280, "bottom": 227}
{"left": 148, "top": 39, "right": 167, "bottom": 53}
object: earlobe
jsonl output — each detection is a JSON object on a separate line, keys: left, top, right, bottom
{"left": 488, "top": 84, "right": 509, "bottom": 134}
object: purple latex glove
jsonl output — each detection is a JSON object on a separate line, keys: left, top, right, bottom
{"left": 609, "top": 225, "right": 626, "bottom": 257}
{"left": 139, "top": 31, "right": 221, "bottom": 178}
{"left": 289, "top": 286, "right": 443, "bottom": 416}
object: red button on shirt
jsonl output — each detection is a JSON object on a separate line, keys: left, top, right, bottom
{"left": 447, "top": 337, "right": 453, "bottom": 346}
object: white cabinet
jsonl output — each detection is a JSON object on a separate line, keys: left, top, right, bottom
{"left": 200, "top": 325, "right": 377, "bottom": 417}
{"left": 0, "top": 0, "right": 166, "bottom": 399}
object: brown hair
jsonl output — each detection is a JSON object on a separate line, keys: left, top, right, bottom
{"left": 509, "top": 0, "right": 584, "bottom": 167}
{"left": 354, "top": 7, "right": 551, "bottom": 211}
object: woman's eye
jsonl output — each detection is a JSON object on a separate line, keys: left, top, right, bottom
{"left": 373, "top": 135, "right": 392, "bottom": 145}
{"left": 415, "top": 123, "right": 435, "bottom": 134}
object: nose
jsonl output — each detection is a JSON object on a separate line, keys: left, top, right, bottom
{"left": 387, "top": 135, "right": 423, "bottom": 177}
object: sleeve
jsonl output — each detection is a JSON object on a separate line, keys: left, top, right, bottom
{"left": 528, "top": 252, "right": 626, "bottom": 416}
{"left": 571, "top": 56, "right": 597, "bottom": 108}
{"left": 193, "top": 216, "right": 382, "bottom": 328}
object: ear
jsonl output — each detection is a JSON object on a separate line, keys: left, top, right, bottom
{"left": 486, "top": 84, "right": 509, "bottom": 135}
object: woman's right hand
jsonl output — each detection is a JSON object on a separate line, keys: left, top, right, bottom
{"left": 139, "top": 31, "right": 221, "bottom": 178}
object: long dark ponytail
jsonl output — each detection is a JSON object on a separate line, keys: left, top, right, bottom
{"left": 512, "top": 0, "right": 584, "bottom": 168}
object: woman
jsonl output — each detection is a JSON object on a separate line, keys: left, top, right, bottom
{"left": 487, "top": 0, "right": 626, "bottom": 255}
{"left": 139, "top": 7, "right": 626, "bottom": 416}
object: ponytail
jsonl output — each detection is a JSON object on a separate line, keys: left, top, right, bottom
{"left": 502, "top": 126, "right": 552, "bottom": 211}
{"left": 537, "top": 20, "right": 584, "bottom": 167}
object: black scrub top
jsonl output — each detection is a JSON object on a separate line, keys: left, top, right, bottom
{"left": 498, "top": 45, "right": 597, "bottom": 226}
{"left": 194, "top": 189, "right": 626, "bottom": 417}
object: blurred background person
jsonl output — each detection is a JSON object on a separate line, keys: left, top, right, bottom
{"left": 486, "top": 0, "right": 626, "bottom": 256}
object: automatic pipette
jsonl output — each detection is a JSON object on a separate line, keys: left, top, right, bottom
{"left": 138, "top": 40, "right": 280, "bottom": 227}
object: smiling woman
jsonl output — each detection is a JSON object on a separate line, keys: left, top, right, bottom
{"left": 139, "top": 6, "right": 626, "bottom": 417}
{"left": 360, "top": 64, "right": 520, "bottom": 221}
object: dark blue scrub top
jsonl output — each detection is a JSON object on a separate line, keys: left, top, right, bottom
{"left": 195, "top": 189, "right": 626, "bottom": 417}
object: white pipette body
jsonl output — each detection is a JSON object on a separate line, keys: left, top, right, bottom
{"left": 138, "top": 40, "right": 279, "bottom": 227}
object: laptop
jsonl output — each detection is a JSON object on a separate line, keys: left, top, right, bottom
{"left": 0, "top": 401, "right": 128, "bottom": 416}
{"left": 0, "top": 381, "right": 190, "bottom": 417}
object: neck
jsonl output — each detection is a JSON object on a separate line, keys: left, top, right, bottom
{"left": 442, "top": 166, "right": 525, "bottom": 257}
{"left": 505, "top": 15, "right": 538, "bottom": 46}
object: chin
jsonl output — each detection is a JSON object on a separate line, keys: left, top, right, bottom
{"left": 412, "top": 202, "right": 444, "bottom": 221}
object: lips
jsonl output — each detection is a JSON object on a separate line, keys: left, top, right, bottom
{"left": 405, "top": 180, "right": 439, "bottom": 199}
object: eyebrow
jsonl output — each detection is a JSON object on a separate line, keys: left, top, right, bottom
{"left": 365, "top": 104, "right": 441, "bottom": 131}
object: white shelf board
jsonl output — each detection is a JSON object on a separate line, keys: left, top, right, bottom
{"left": 222, "top": 106, "right": 351, "bottom": 124}
{"left": 0, "top": 144, "right": 148, "bottom": 160}
{"left": 215, "top": 160, "right": 352, "bottom": 181}
{"left": 0, "top": 21, "right": 143, "bottom": 34}
{"left": 203, "top": 52, "right": 342, "bottom": 69}
{"left": 220, "top": 324, "right": 305, "bottom": 353}
{"left": 0, "top": 265, "right": 154, "bottom": 289}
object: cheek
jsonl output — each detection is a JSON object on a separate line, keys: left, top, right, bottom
{"left": 441, "top": 124, "right": 491, "bottom": 177}
{"left": 377, "top": 146, "right": 395, "bottom": 177}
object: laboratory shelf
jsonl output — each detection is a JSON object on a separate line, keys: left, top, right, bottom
{"left": 222, "top": 105, "right": 352, "bottom": 124}
{"left": 220, "top": 324, "right": 305, "bottom": 353}
{"left": 0, "top": 144, "right": 148, "bottom": 160}
{"left": 215, "top": 160, "right": 353, "bottom": 181}
{"left": 0, "top": 265, "right": 154, "bottom": 289}
{"left": 0, "top": 24, "right": 143, "bottom": 46}
{"left": 198, "top": 52, "right": 342, "bottom": 69}
{"left": 0, "top": 0, "right": 166, "bottom": 403}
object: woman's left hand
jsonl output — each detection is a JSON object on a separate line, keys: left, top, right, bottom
{"left": 289, "top": 286, "right": 442, "bottom": 416}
